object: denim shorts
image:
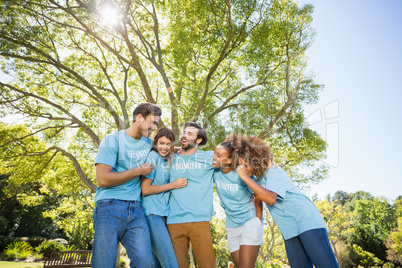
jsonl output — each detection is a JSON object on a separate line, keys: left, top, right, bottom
{"left": 226, "top": 217, "right": 264, "bottom": 253}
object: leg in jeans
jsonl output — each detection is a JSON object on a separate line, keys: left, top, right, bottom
{"left": 299, "top": 228, "right": 339, "bottom": 268}
{"left": 120, "top": 201, "right": 152, "bottom": 268}
{"left": 189, "top": 222, "right": 215, "bottom": 268}
{"left": 167, "top": 223, "right": 190, "bottom": 268}
{"left": 152, "top": 251, "right": 162, "bottom": 268}
{"left": 147, "top": 215, "right": 179, "bottom": 268}
{"left": 92, "top": 199, "right": 152, "bottom": 268}
{"left": 284, "top": 235, "right": 313, "bottom": 268}
{"left": 92, "top": 199, "right": 121, "bottom": 268}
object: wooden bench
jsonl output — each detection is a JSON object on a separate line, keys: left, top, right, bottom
{"left": 43, "top": 250, "right": 92, "bottom": 267}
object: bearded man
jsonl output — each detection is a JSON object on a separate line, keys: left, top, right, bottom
{"left": 167, "top": 122, "right": 216, "bottom": 268}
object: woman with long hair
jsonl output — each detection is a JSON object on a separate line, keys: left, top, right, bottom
{"left": 141, "top": 127, "right": 187, "bottom": 268}
{"left": 212, "top": 139, "right": 264, "bottom": 268}
{"left": 228, "top": 133, "right": 339, "bottom": 268}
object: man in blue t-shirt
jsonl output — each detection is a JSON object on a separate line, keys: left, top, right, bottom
{"left": 92, "top": 102, "right": 161, "bottom": 268}
{"left": 167, "top": 122, "right": 215, "bottom": 268}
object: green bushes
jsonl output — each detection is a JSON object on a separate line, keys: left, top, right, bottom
{"left": 35, "top": 240, "right": 66, "bottom": 258}
{"left": 0, "top": 236, "right": 46, "bottom": 252}
{"left": 255, "top": 258, "right": 290, "bottom": 268}
{"left": 1, "top": 241, "right": 33, "bottom": 261}
{"left": 0, "top": 236, "right": 15, "bottom": 252}
{"left": 24, "top": 236, "right": 47, "bottom": 248}
{"left": 65, "top": 244, "right": 78, "bottom": 251}
{"left": 31, "top": 252, "right": 44, "bottom": 262}
{"left": 1, "top": 238, "right": 79, "bottom": 261}
{"left": 337, "top": 243, "right": 396, "bottom": 268}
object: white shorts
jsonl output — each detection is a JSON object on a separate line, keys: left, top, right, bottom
{"left": 226, "top": 217, "right": 264, "bottom": 253}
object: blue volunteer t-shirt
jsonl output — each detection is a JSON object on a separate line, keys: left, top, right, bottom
{"left": 94, "top": 130, "right": 152, "bottom": 203}
{"left": 263, "top": 167, "right": 326, "bottom": 240}
{"left": 141, "top": 150, "right": 170, "bottom": 217}
{"left": 167, "top": 150, "right": 215, "bottom": 224}
{"left": 214, "top": 170, "right": 257, "bottom": 228}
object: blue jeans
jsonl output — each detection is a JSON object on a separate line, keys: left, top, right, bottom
{"left": 284, "top": 228, "right": 339, "bottom": 268}
{"left": 146, "top": 215, "right": 179, "bottom": 268}
{"left": 92, "top": 199, "right": 152, "bottom": 268}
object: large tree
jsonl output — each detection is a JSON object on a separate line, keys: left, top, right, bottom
{"left": 0, "top": 123, "right": 94, "bottom": 247}
{"left": 315, "top": 199, "right": 356, "bottom": 263}
{"left": 1, "top": 0, "right": 326, "bottom": 190}
{"left": 0, "top": 0, "right": 327, "bottom": 227}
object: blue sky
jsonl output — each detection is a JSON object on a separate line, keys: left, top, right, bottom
{"left": 298, "top": 0, "right": 402, "bottom": 201}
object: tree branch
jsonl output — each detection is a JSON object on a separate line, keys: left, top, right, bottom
{"left": 0, "top": 82, "right": 100, "bottom": 147}
{"left": 192, "top": 0, "right": 235, "bottom": 122}
{"left": 25, "top": 146, "right": 97, "bottom": 192}
{"left": 0, "top": 34, "right": 125, "bottom": 129}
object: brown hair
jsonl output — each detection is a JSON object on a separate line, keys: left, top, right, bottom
{"left": 133, "top": 103, "right": 162, "bottom": 123}
{"left": 152, "top": 127, "right": 175, "bottom": 157}
{"left": 183, "top": 122, "right": 208, "bottom": 146}
{"left": 225, "top": 133, "right": 273, "bottom": 180}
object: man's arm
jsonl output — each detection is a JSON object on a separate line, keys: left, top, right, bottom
{"left": 96, "top": 163, "right": 153, "bottom": 188}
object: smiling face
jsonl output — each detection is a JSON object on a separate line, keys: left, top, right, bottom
{"left": 138, "top": 114, "right": 160, "bottom": 139}
{"left": 212, "top": 145, "right": 232, "bottom": 169}
{"left": 239, "top": 157, "right": 255, "bottom": 177}
{"left": 155, "top": 136, "right": 173, "bottom": 157}
{"left": 180, "top": 126, "right": 201, "bottom": 151}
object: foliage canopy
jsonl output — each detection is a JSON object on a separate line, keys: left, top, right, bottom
{"left": 0, "top": 0, "right": 329, "bottom": 250}
{"left": 1, "top": 0, "right": 327, "bottom": 191}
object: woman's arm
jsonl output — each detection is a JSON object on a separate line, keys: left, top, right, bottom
{"left": 141, "top": 177, "right": 187, "bottom": 196}
{"left": 236, "top": 165, "right": 278, "bottom": 206}
{"left": 255, "top": 198, "right": 263, "bottom": 220}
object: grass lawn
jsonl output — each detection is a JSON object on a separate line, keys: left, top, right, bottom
{"left": 0, "top": 262, "right": 43, "bottom": 268}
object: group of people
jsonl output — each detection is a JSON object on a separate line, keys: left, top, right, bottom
{"left": 92, "top": 102, "right": 339, "bottom": 268}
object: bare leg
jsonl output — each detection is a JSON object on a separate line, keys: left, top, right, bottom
{"left": 238, "top": 245, "right": 260, "bottom": 268}
{"left": 230, "top": 250, "right": 240, "bottom": 267}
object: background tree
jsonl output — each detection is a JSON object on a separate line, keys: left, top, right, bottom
{"left": 325, "top": 191, "right": 399, "bottom": 267}
{"left": 315, "top": 198, "right": 356, "bottom": 264}
{"left": 1, "top": 0, "right": 328, "bottom": 256}
{"left": 348, "top": 197, "right": 395, "bottom": 261}
{"left": 385, "top": 197, "right": 402, "bottom": 266}
{"left": 1, "top": 0, "right": 326, "bottom": 189}
{"left": 0, "top": 174, "right": 65, "bottom": 239}
{"left": 0, "top": 123, "right": 93, "bottom": 248}
{"left": 210, "top": 216, "right": 231, "bottom": 268}
{"left": 257, "top": 206, "right": 286, "bottom": 262}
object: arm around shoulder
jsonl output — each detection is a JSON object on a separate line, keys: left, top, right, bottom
{"left": 236, "top": 165, "right": 278, "bottom": 206}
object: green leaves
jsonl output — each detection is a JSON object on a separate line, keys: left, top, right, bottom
{"left": 1, "top": 0, "right": 331, "bottom": 247}
{"left": 1, "top": 0, "right": 327, "bottom": 173}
